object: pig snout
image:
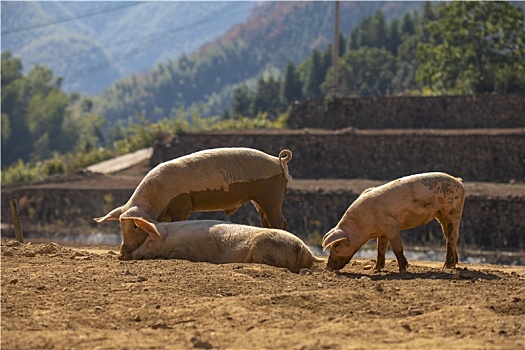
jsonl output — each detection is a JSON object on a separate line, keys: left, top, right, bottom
{"left": 118, "top": 227, "right": 149, "bottom": 260}
{"left": 118, "top": 253, "right": 135, "bottom": 261}
{"left": 326, "top": 254, "right": 351, "bottom": 272}
{"left": 118, "top": 243, "right": 134, "bottom": 260}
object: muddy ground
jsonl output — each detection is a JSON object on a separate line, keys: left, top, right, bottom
{"left": 2, "top": 240, "right": 524, "bottom": 350}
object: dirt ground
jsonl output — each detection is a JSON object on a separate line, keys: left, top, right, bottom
{"left": 3, "top": 155, "right": 524, "bottom": 349}
{"left": 2, "top": 240, "right": 524, "bottom": 350}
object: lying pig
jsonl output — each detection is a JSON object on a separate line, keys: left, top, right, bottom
{"left": 122, "top": 218, "right": 324, "bottom": 273}
{"left": 322, "top": 172, "right": 465, "bottom": 272}
{"left": 94, "top": 147, "right": 292, "bottom": 259}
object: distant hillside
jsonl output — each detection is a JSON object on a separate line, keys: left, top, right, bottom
{"left": 93, "top": 1, "right": 423, "bottom": 124}
{"left": 215, "top": 1, "right": 420, "bottom": 64}
{"left": 1, "top": 1, "right": 254, "bottom": 94}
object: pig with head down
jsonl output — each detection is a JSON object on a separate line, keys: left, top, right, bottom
{"left": 94, "top": 147, "right": 292, "bottom": 259}
{"left": 122, "top": 218, "right": 324, "bottom": 273}
{"left": 322, "top": 172, "right": 465, "bottom": 273}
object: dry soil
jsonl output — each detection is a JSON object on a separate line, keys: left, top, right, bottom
{"left": 2, "top": 240, "right": 524, "bottom": 350}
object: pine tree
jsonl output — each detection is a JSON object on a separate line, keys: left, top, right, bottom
{"left": 371, "top": 10, "right": 387, "bottom": 48}
{"left": 281, "top": 61, "right": 304, "bottom": 104}
{"left": 232, "top": 84, "right": 252, "bottom": 117}
{"left": 400, "top": 12, "right": 416, "bottom": 37}
{"left": 349, "top": 28, "right": 359, "bottom": 50}
{"left": 338, "top": 33, "right": 346, "bottom": 57}
{"left": 252, "top": 76, "right": 282, "bottom": 119}
{"left": 305, "top": 49, "right": 324, "bottom": 98}
{"left": 386, "top": 18, "right": 400, "bottom": 56}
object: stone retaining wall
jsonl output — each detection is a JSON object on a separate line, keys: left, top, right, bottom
{"left": 2, "top": 185, "right": 523, "bottom": 251}
{"left": 287, "top": 94, "right": 525, "bottom": 130}
{"left": 152, "top": 129, "right": 525, "bottom": 183}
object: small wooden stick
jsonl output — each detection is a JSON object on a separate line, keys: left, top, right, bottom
{"left": 9, "top": 199, "right": 24, "bottom": 243}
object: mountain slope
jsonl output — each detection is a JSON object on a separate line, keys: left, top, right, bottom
{"left": 93, "top": 1, "right": 423, "bottom": 124}
{"left": 1, "top": 1, "right": 255, "bottom": 94}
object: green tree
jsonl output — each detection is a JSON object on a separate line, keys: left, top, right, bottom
{"left": 400, "top": 12, "right": 416, "bottom": 37}
{"left": 416, "top": 1, "right": 525, "bottom": 94}
{"left": 65, "top": 97, "right": 107, "bottom": 153}
{"left": 371, "top": 10, "right": 387, "bottom": 48}
{"left": 337, "top": 47, "right": 396, "bottom": 96}
{"left": 305, "top": 49, "right": 325, "bottom": 98}
{"left": 1, "top": 52, "right": 32, "bottom": 167}
{"left": 1, "top": 51, "right": 22, "bottom": 86}
{"left": 232, "top": 84, "right": 252, "bottom": 117}
{"left": 422, "top": 2, "right": 436, "bottom": 22}
{"left": 386, "top": 18, "right": 401, "bottom": 56}
{"left": 356, "top": 15, "right": 373, "bottom": 47}
{"left": 281, "top": 61, "right": 304, "bottom": 104}
{"left": 252, "top": 76, "right": 282, "bottom": 119}
{"left": 338, "top": 33, "right": 346, "bottom": 57}
{"left": 322, "top": 45, "right": 333, "bottom": 78}
{"left": 420, "top": 2, "right": 437, "bottom": 43}
{"left": 2, "top": 52, "right": 107, "bottom": 168}
{"left": 25, "top": 65, "right": 71, "bottom": 158}
{"left": 349, "top": 28, "right": 359, "bottom": 50}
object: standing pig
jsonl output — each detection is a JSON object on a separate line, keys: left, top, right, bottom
{"left": 94, "top": 147, "right": 292, "bottom": 259}
{"left": 122, "top": 218, "right": 324, "bottom": 273}
{"left": 322, "top": 172, "right": 465, "bottom": 272}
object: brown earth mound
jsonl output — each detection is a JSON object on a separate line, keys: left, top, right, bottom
{"left": 2, "top": 240, "right": 524, "bottom": 349}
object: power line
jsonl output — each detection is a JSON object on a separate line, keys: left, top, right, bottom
{"left": 5, "top": 2, "right": 252, "bottom": 93}
{"left": 2, "top": 2, "right": 144, "bottom": 35}
{"left": 106, "top": 5, "right": 251, "bottom": 56}
{"left": 11, "top": 3, "right": 250, "bottom": 67}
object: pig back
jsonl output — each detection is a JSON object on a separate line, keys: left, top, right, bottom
{"left": 133, "top": 148, "right": 287, "bottom": 203}
{"left": 174, "top": 147, "right": 287, "bottom": 186}
{"left": 350, "top": 172, "right": 464, "bottom": 230}
{"left": 159, "top": 221, "right": 253, "bottom": 263}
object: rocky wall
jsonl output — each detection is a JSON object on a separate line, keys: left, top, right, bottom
{"left": 2, "top": 186, "right": 524, "bottom": 252}
{"left": 287, "top": 94, "right": 525, "bottom": 130}
{"left": 152, "top": 129, "right": 525, "bottom": 183}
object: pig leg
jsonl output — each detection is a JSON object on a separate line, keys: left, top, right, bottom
{"left": 252, "top": 194, "right": 286, "bottom": 230}
{"left": 250, "top": 175, "right": 288, "bottom": 229}
{"left": 243, "top": 250, "right": 254, "bottom": 264}
{"left": 388, "top": 232, "right": 409, "bottom": 273}
{"left": 373, "top": 236, "right": 389, "bottom": 272}
{"left": 436, "top": 212, "right": 460, "bottom": 269}
{"left": 162, "top": 194, "right": 193, "bottom": 222}
{"left": 251, "top": 201, "right": 271, "bottom": 228}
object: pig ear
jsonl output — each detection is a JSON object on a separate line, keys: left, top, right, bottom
{"left": 322, "top": 238, "right": 347, "bottom": 251}
{"left": 93, "top": 207, "right": 122, "bottom": 223}
{"left": 132, "top": 218, "right": 161, "bottom": 239}
{"left": 322, "top": 228, "right": 347, "bottom": 251}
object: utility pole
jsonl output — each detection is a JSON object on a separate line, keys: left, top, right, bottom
{"left": 332, "top": 0, "right": 340, "bottom": 96}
